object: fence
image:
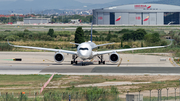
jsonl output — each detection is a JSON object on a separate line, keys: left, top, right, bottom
{"left": 0, "top": 92, "right": 122, "bottom": 101}
{"left": 127, "top": 87, "right": 180, "bottom": 101}
{"left": 1, "top": 87, "right": 180, "bottom": 101}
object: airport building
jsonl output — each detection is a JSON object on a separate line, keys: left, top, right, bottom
{"left": 23, "top": 18, "right": 51, "bottom": 24}
{"left": 93, "top": 4, "right": 180, "bottom": 25}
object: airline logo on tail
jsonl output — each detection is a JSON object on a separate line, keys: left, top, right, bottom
{"left": 143, "top": 16, "right": 149, "bottom": 21}
{"left": 116, "top": 16, "right": 121, "bottom": 21}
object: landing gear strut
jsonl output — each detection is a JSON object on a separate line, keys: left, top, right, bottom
{"left": 98, "top": 55, "right": 105, "bottom": 64}
{"left": 71, "top": 55, "right": 78, "bottom": 65}
{"left": 82, "top": 61, "right": 85, "bottom": 66}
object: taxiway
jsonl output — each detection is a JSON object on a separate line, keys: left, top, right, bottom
{"left": 0, "top": 52, "right": 177, "bottom": 75}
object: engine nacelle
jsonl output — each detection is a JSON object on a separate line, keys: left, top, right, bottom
{"left": 54, "top": 52, "right": 64, "bottom": 63}
{"left": 109, "top": 53, "right": 119, "bottom": 63}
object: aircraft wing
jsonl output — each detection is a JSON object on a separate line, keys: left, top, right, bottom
{"left": 94, "top": 41, "right": 172, "bottom": 55}
{"left": 8, "top": 41, "right": 77, "bottom": 55}
{"left": 96, "top": 42, "right": 115, "bottom": 47}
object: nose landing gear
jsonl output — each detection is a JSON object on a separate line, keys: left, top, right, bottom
{"left": 98, "top": 55, "right": 105, "bottom": 64}
{"left": 82, "top": 61, "right": 85, "bottom": 66}
{"left": 71, "top": 55, "right": 78, "bottom": 65}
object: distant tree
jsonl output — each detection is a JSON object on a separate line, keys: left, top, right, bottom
{"left": 144, "top": 32, "right": 161, "bottom": 46}
{"left": 47, "top": 29, "right": 54, "bottom": 37}
{"left": 141, "top": 41, "right": 143, "bottom": 47}
{"left": 132, "top": 29, "right": 147, "bottom": 41}
{"left": 24, "top": 29, "right": 29, "bottom": 32}
{"left": 75, "top": 27, "right": 85, "bottom": 44}
{"left": 121, "top": 39, "right": 123, "bottom": 48}
{"left": 106, "top": 33, "right": 112, "bottom": 41}
{"left": 152, "top": 32, "right": 160, "bottom": 42}
{"left": 161, "top": 40, "right": 167, "bottom": 46}
{"left": 122, "top": 32, "right": 132, "bottom": 41}
{"left": 123, "top": 45, "right": 131, "bottom": 48}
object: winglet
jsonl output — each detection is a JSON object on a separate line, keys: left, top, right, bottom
{"left": 166, "top": 39, "right": 173, "bottom": 47}
{"left": 7, "top": 39, "right": 13, "bottom": 46}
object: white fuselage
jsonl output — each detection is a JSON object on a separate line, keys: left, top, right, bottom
{"left": 77, "top": 42, "right": 96, "bottom": 60}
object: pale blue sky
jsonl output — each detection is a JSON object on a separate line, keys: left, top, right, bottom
{"left": 74, "top": 0, "right": 116, "bottom": 4}
{"left": 0, "top": 0, "right": 116, "bottom": 3}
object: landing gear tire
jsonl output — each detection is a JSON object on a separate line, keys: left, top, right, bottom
{"left": 98, "top": 55, "right": 105, "bottom": 65}
{"left": 103, "top": 61, "right": 105, "bottom": 64}
{"left": 82, "top": 63, "right": 85, "bottom": 66}
{"left": 75, "top": 61, "right": 78, "bottom": 65}
{"left": 71, "top": 55, "right": 78, "bottom": 65}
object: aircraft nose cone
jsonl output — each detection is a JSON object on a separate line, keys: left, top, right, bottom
{"left": 79, "top": 50, "right": 89, "bottom": 58}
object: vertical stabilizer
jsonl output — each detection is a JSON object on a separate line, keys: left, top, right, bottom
{"left": 90, "top": 22, "right": 93, "bottom": 42}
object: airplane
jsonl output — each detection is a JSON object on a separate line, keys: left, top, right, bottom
{"left": 7, "top": 24, "right": 172, "bottom": 66}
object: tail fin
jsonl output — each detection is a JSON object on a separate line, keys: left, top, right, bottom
{"left": 90, "top": 22, "right": 93, "bottom": 42}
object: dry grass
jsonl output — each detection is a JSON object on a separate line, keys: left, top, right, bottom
{"left": 50, "top": 75, "right": 180, "bottom": 87}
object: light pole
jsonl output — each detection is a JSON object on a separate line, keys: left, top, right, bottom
{"left": 175, "top": 87, "right": 177, "bottom": 101}
{"left": 150, "top": 89, "right": 152, "bottom": 101}
{"left": 157, "top": 89, "right": 159, "bottom": 101}
{"left": 127, "top": 91, "right": 129, "bottom": 101}
{"left": 166, "top": 88, "right": 169, "bottom": 100}
{"left": 138, "top": 90, "right": 141, "bottom": 101}
{"left": 160, "top": 89, "right": 162, "bottom": 101}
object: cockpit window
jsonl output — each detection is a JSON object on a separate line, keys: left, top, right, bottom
{"left": 79, "top": 48, "right": 89, "bottom": 50}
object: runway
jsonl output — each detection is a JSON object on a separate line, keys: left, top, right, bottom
{"left": 0, "top": 52, "right": 178, "bottom": 75}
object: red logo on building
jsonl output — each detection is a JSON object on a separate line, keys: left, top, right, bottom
{"left": 134, "top": 5, "right": 147, "bottom": 8}
{"left": 136, "top": 17, "right": 141, "bottom": 20}
{"left": 147, "top": 5, "right": 151, "bottom": 9}
{"left": 116, "top": 16, "right": 121, "bottom": 21}
{"left": 98, "top": 17, "right": 103, "bottom": 20}
{"left": 143, "top": 16, "right": 149, "bottom": 21}
{"left": 134, "top": 5, "right": 151, "bottom": 9}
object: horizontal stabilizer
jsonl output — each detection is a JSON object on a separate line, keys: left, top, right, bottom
{"left": 70, "top": 42, "right": 80, "bottom": 45}
{"left": 96, "top": 42, "right": 115, "bottom": 47}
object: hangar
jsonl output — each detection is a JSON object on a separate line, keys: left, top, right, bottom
{"left": 93, "top": 4, "right": 180, "bottom": 25}
{"left": 24, "top": 18, "right": 51, "bottom": 24}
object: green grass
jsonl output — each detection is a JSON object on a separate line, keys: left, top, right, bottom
{"left": 0, "top": 74, "right": 63, "bottom": 89}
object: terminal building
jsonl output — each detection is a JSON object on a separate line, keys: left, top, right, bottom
{"left": 23, "top": 18, "right": 51, "bottom": 24}
{"left": 93, "top": 4, "right": 180, "bottom": 25}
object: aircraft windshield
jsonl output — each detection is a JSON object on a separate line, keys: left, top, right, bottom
{"left": 79, "top": 48, "right": 89, "bottom": 50}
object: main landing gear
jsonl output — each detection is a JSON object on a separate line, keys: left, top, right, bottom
{"left": 98, "top": 55, "right": 105, "bottom": 64}
{"left": 71, "top": 55, "right": 78, "bottom": 65}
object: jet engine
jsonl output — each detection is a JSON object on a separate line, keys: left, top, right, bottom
{"left": 109, "top": 53, "right": 119, "bottom": 63}
{"left": 54, "top": 52, "right": 64, "bottom": 63}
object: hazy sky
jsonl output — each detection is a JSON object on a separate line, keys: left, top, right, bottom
{"left": 0, "top": 0, "right": 116, "bottom": 3}
{"left": 74, "top": 0, "right": 116, "bottom": 4}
